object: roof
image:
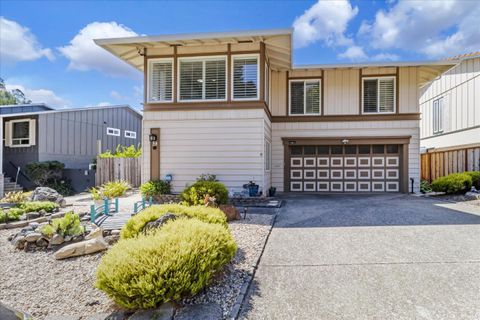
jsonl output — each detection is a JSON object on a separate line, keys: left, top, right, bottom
{"left": 0, "top": 103, "right": 54, "bottom": 115}
{"left": 94, "top": 28, "right": 293, "bottom": 71}
{"left": 445, "top": 51, "right": 480, "bottom": 60}
{"left": 0, "top": 104, "right": 143, "bottom": 118}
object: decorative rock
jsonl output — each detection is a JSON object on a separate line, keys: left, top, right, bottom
{"left": 464, "top": 191, "right": 480, "bottom": 201}
{"left": 64, "top": 235, "right": 72, "bottom": 242}
{"left": 219, "top": 205, "right": 241, "bottom": 221}
{"left": 104, "top": 235, "right": 120, "bottom": 245}
{"left": 19, "top": 214, "right": 27, "bottom": 221}
{"left": 174, "top": 303, "right": 222, "bottom": 320}
{"left": 25, "top": 232, "right": 42, "bottom": 243}
{"left": 129, "top": 302, "right": 175, "bottom": 320}
{"left": 29, "top": 187, "right": 66, "bottom": 207}
{"left": 50, "top": 234, "right": 65, "bottom": 245}
{"left": 28, "top": 222, "right": 40, "bottom": 230}
{"left": 72, "top": 235, "right": 84, "bottom": 242}
{"left": 26, "top": 212, "right": 41, "bottom": 220}
{"left": 85, "top": 227, "right": 103, "bottom": 240}
{"left": 110, "top": 229, "right": 121, "bottom": 235}
{"left": 39, "top": 209, "right": 47, "bottom": 216}
{"left": 11, "top": 235, "right": 26, "bottom": 250}
{"left": 36, "top": 238, "right": 48, "bottom": 247}
{"left": 143, "top": 213, "right": 177, "bottom": 234}
{"left": 54, "top": 229, "right": 108, "bottom": 260}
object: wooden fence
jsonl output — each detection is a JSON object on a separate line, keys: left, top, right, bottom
{"left": 421, "top": 146, "right": 480, "bottom": 182}
{"left": 95, "top": 157, "right": 141, "bottom": 187}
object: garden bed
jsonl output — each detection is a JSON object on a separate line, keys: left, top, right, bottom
{"left": 0, "top": 213, "right": 275, "bottom": 319}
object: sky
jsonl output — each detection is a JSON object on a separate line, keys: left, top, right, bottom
{"left": 1, "top": 0, "right": 479, "bottom": 110}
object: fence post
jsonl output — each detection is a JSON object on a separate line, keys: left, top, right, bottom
{"left": 90, "top": 205, "right": 96, "bottom": 223}
{"left": 114, "top": 198, "right": 119, "bottom": 213}
{"left": 103, "top": 199, "right": 109, "bottom": 215}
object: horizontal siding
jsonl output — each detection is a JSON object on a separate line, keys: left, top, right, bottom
{"left": 142, "top": 109, "right": 265, "bottom": 193}
{"left": 271, "top": 120, "right": 420, "bottom": 193}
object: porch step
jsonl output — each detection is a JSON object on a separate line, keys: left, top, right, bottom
{"left": 3, "top": 175, "right": 24, "bottom": 193}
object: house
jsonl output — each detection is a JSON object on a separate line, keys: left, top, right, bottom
{"left": 95, "top": 29, "right": 458, "bottom": 194}
{"left": 419, "top": 52, "right": 480, "bottom": 180}
{"left": 1, "top": 104, "right": 142, "bottom": 195}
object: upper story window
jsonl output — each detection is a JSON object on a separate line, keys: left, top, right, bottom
{"left": 289, "top": 79, "right": 321, "bottom": 115}
{"left": 232, "top": 55, "right": 259, "bottom": 100}
{"left": 362, "top": 76, "right": 395, "bottom": 113}
{"left": 433, "top": 97, "right": 444, "bottom": 134}
{"left": 178, "top": 56, "right": 227, "bottom": 101}
{"left": 5, "top": 119, "right": 36, "bottom": 147}
{"left": 148, "top": 58, "right": 173, "bottom": 103}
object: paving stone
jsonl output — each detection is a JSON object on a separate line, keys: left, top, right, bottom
{"left": 174, "top": 303, "right": 222, "bottom": 320}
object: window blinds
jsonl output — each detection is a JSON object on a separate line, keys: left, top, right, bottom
{"left": 179, "top": 58, "right": 226, "bottom": 101}
{"left": 233, "top": 57, "right": 258, "bottom": 99}
{"left": 150, "top": 61, "right": 172, "bottom": 102}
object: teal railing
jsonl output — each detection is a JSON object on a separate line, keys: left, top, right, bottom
{"left": 90, "top": 198, "right": 119, "bottom": 223}
{"left": 133, "top": 196, "right": 153, "bottom": 215}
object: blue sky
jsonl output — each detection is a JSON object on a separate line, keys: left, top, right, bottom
{"left": 1, "top": 0, "right": 478, "bottom": 110}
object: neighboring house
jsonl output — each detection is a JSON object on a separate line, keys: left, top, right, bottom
{"left": 96, "top": 29, "right": 457, "bottom": 194}
{"left": 0, "top": 104, "right": 142, "bottom": 195}
{"left": 419, "top": 52, "right": 480, "bottom": 179}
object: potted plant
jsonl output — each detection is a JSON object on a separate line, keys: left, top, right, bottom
{"left": 268, "top": 186, "right": 276, "bottom": 197}
{"left": 243, "top": 181, "right": 259, "bottom": 197}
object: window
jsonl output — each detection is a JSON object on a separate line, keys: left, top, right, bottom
{"left": 107, "top": 127, "right": 120, "bottom": 136}
{"left": 232, "top": 55, "right": 259, "bottom": 100}
{"left": 148, "top": 58, "right": 173, "bottom": 102}
{"left": 124, "top": 130, "right": 136, "bottom": 139}
{"left": 362, "top": 77, "right": 395, "bottom": 113}
{"left": 264, "top": 140, "right": 271, "bottom": 171}
{"left": 178, "top": 57, "right": 226, "bottom": 101}
{"left": 289, "top": 80, "right": 321, "bottom": 115}
{"left": 6, "top": 119, "right": 36, "bottom": 147}
{"left": 433, "top": 97, "right": 444, "bottom": 134}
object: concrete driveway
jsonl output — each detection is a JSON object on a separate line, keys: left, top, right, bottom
{"left": 240, "top": 194, "right": 480, "bottom": 320}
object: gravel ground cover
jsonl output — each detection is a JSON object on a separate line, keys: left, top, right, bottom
{"left": 433, "top": 194, "right": 480, "bottom": 207}
{"left": 0, "top": 213, "right": 275, "bottom": 320}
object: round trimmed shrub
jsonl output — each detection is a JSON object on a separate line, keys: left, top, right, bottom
{"left": 96, "top": 218, "right": 237, "bottom": 309}
{"left": 120, "top": 203, "right": 227, "bottom": 239}
{"left": 180, "top": 181, "right": 228, "bottom": 206}
{"left": 139, "top": 180, "right": 171, "bottom": 197}
{"left": 431, "top": 173, "right": 472, "bottom": 194}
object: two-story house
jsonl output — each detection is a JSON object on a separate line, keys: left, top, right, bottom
{"left": 420, "top": 52, "right": 480, "bottom": 180}
{"left": 96, "top": 29, "right": 457, "bottom": 194}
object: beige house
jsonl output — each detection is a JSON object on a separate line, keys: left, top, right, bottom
{"left": 420, "top": 52, "right": 480, "bottom": 174}
{"left": 96, "top": 29, "right": 458, "bottom": 194}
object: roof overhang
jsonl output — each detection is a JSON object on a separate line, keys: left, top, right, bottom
{"left": 94, "top": 28, "right": 293, "bottom": 71}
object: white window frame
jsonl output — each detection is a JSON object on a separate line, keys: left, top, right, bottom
{"left": 361, "top": 76, "right": 396, "bottom": 114}
{"left": 288, "top": 79, "right": 322, "bottom": 116}
{"left": 107, "top": 127, "right": 120, "bottom": 136}
{"left": 6, "top": 118, "right": 36, "bottom": 148}
{"left": 264, "top": 140, "right": 271, "bottom": 172}
{"left": 124, "top": 130, "right": 137, "bottom": 139}
{"left": 147, "top": 58, "right": 174, "bottom": 104}
{"left": 177, "top": 55, "right": 227, "bottom": 102}
{"left": 231, "top": 54, "right": 260, "bottom": 101}
{"left": 433, "top": 97, "right": 443, "bottom": 134}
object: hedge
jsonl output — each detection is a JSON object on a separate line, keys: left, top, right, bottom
{"left": 96, "top": 218, "right": 237, "bottom": 309}
{"left": 431, "top": 173, "right": 472, "bottom": 194}
{"left": 120, "top": 204, "right": 227, "bottom": 239}
{"left": 465, "top": 171, "right": 480, "bottom": 189}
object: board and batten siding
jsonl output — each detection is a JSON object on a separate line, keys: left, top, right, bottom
{"left": 37, "top": 107, "right": 142, "bottom": 169}
{"left": 142, "top": 109, "right": 266, "bottom": 193}
{"left": 271, "top": 120, "right": 421, "bottom": 193}
{"left": 420, "top": 57, "right": 480, "bottom": 147}
{"left": 263, "top": 113, "right": 272, "bottom": 193}
{"left": 268, "top": 67, "right": 419, "bottom": 116}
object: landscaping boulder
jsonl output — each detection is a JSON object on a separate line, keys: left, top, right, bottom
{"left": 50, "top": 234, "right": 65, "bottom": 245}
{"left": 11, "top": 235, "right": 26, "bottom": 250}
{"left": 25, "top": 232, "right": 42, "bottom": 243}
{"left": 54, "top": 228, "right": 108, "bottom": 260}
{"left": 219, "top": 204, "right": 241, "bottom": 221}
{"left": 30, "top": 187, "right": 66, "bottom": 207}
{"left": 26, "top": 212, "right": 41, "bottom": 220}
{"left": 142, "top": 213, "right": 178, "bottom": 234}
{"left": 464, "top": 191, "right": 480, "bottom": 201}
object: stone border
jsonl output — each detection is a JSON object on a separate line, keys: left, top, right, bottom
{"left": 0, "top": 210, "right": 85, "bottom": 230}
{"left": 228, "top": 210, "right": 279, "bottom": 320}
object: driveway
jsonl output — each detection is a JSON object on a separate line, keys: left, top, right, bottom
{"left": 240, "top": 194, "right": 480, "bottom": 320}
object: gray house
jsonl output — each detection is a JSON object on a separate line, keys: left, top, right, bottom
{"left": 1, "top": 104, "right": 142, "bottom": 195}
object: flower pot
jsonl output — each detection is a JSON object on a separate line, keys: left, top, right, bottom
{"left": 248, "top": 185, "right": 259, "bottom": 197}
{"left": 268, "top": 187, "right": 276, "bottom": 197}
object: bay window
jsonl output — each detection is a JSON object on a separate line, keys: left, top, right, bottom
{"left": 362, "top": 76, "right": 395, "bottom": 113}
{"left": 289, "top": 79, "right": 321, "bottom": 115}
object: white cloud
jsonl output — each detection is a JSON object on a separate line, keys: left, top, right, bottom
{"left": 97, "top": 102, "right": 112, "bottom": 106}
{"left": 293, "top": 0, "right": 358, "bottom": 48}
{"left": 110, "top": 90, "right": 125, "bottom": 100}
{"left": 338, "top": 45, "right": 367, "bottom": 61}
{"left": 359, "top": 0, "right": 480, "bottom": 58}
{"left": 6, "top": 84, "right": 69, "bottom": 108}
{"left": 133, "top": 85, "right": 143, "bottom": 97}
{"left": 58, "top": 21, "right": 139, "bottom": 77}
{"left": 0, "top": 17, "right": 54, "bottom": 63}
{"left": 371, "top": 53, "right": 399, "bottom": 61}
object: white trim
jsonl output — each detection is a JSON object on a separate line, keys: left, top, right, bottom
{"left": 107, "top": 127, "right": 120, "bottom": 136}
{"left": 7, "top": 119, "right": 35, "bottom": 148}
{"left": 177, "top": 55, "right": 228, "bottom": 102}
{"left": 147, "top": 57, "right": 174, "bottom": 104}
{"left": 432, "top": 97, "right": 444, "bottom": 134}
{"left": 124, "top": 130, "right": 137, "bottom": 139}
{"left": 231, "top": 54, "right": 260, "bottom": 101}
{"left": 288, "top": 79, "right": 321, "bottom": 116}
{"left": 361, "top": 76, "right": 396, "bottom": 114}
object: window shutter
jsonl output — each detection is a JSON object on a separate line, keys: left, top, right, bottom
{"left": 305, "top": 81, "right": 320, "bottom": 114}
{"left": 290, "top": 81, "right": 304, "bottom": 114}
{"left": 205, "top": 59, "right": 226, "bottom": 100}
{"left": 29, "top": 119, "right": 36, "bottom": 146}
{"left": 379, "top": 78, "right": 394, "bottom": 112}
{"left": 5, "top": 121, "right": 11, "bottom": 147}
{"left": 233, "top": 57, "right": 258, "bottom": 99}
{"left": 363, "top": 79, "right": 378, "bottom": 113}
{"left": 150, "top": 61, "right": 172, "bottom": 102}
{"left": 179, "top": 60, "right": 203, "bottom": 100}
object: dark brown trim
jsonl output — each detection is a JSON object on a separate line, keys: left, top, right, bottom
{"left": 227, "top": 44, "right": 231, "bottom": 102}
{"left": 150, "top": 128, "right": 161, "bottom": 180}
{"left": 281, "top": 136, "right": 411, "bottom": 146}
{"left": 173, "top": 46, "right": 178, "bottom": 103}
{"left": 143, "top": 48, "right": 147, "bottom": 104}
{"left": 401, "top": 143, "right": 409, "bottom": 193}
{"left": 272, "top": 113, "right": 420, "bottom": 122}
{"left": 285, "top": 71, "right": 289, "bottom": 116}
{"left": 260, "top": 42, "right": 265, "bottom": 102}
{"left": 283, "top": 139, "right": 290, "bottom": 192}
{"left": 361, "top": 73, "right": 398, "bottom": 78}
{"left": 395, "top": 67, "right": 400, "bottom": 114}
{"left": 146, "top": 50, "right": 260, "bottom": 60}
{"left": 321, "top": 70, "right": 325, "bottom": 116}
{"left": 358, "top": 68, "right": 362, "bottom": 115}
{"left": 288, "top": 75, "right": 323, "bottom": 80}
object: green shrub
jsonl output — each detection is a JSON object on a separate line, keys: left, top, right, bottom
{"left": 50, "top": 212, "right": 84, "bottom": 237}
{"left": 431, "top": 173, "right": 472, "bottom": 194}
{"left": 25, "top": 161, "right": 64, "bottom": 186}
{"left": 180, "top": 181, "right": 228, "bottom": 206}
{"left": 90, "top": 180, "right": 130, "bottom": 200}
{"left": 39, "top": 224, "right": 55, "bottom": 237}
{"left": 98, "top": 145, "right": 141, "bottom": 158}
{"left": 139, "top": 180, "right": 171, "bottom": 197}
{"left": 465, "top": 171, "right": 480, "bottom": 189}
{"left": 0, "top": 209, "right": 23, "bottom": 223}
{"left": 96, "top": 218, "right": 237, "bottom": 309}
{"left": 44, "top": 179, "right": 73, "bottom": 196}
{"left": 196, "top": 173, "right": 218, "bottom": 182}
{"left": 19, "top": 201, "right": 58, "bottom": 213}
{"left": 0, "top": 191, "right": 31, "bottom": 204}
{"left": 120, "top": 204, "right": 227, "bottom": 239}
{"left": 420, "top": 180, "right": 432, "bottom": 194}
